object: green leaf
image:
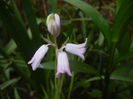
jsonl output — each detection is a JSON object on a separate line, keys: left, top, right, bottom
{"left": 111, "top": 0, "right": 133, "bottom": 43}
{"left": 0, "top": 78, "right": 21, "bottom": 90}
{"left": 41, "top": 61, "right": 54, "bottom": 70}
{"left": 89, "top": 89, "right": 102, "bottom": 98}
{"left": 47, "top": 0, "right": 57, "bottom": 13}
{"left": 23, "top": 0, "right": 41, "bottom": 45}
{"left": 14, "top": 59, "right": 31, "bottom": 78}
{"left": 111, "top": 65, "right": 133, "bottom": 82}
{"left": 95, "top": 32, "right": 104, "bottom": 46}
{"left": 115, "top": 51, "right": 133, "bottom": 63}
{"left": 4, "top": 39, "right": 17, "bottom": 55}
{"left": 41, "top": 60, "right": 97, "bottom": 74}
{"left": 0, "top": 1, "right": 32, "bottom": 60}
{"left": 14, "top": 88, "right": 21, "bottom": 99}
{"left": 116, "top": 0, "right": 124, "bottom": 13}
{"left": 79, "top": 11, "right": 87, "bottom": 38}
{"left": 13, "top": 59, "right": 40, "bottom": 91}
{"left": 65, "top": 0, "right": 110, "bottom": 44}
{"left": 117, "top": 31, "right": 132, "bottom": 55}
{"left": 41, "top": 86, "right": 49, "bottom": 99}
{"left": 70, "top": 60, "right": 97, "bottom": 74}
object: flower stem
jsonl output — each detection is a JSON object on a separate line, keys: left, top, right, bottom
{"left": 54, "top": 37, "right": 58, "bottom": 99}
{"left": 54, "top": 37, "right": 65, "bottom": 99}
{"left": 102, "top": 43, "right": 116, "bottom": 99}
{"left": 67, "top": 72, "right": 74, "bottom": 99}
{"left": 54, "top": 76, "right": 64, "bottom": 99}
{"left": 58, "top": 75, "right": 64, "bottom": 97}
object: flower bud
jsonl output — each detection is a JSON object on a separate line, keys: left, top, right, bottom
{"left": 46, "top": 13, "right": 60, "bottom": 37}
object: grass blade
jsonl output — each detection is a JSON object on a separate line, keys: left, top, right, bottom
{"left": 111, "top": 0, "right": 133, "bottom": 43}
{"left": 0, "top": 78, "right": 21, "bottom": 90}
{"left": 23, "top": 0, "right": 41, "bottom": 46}
{"left": 65, "top": 0, "right": 111, "bottom": 44}
{"left": 0, "top": 1, "right": 32, "bottom": 60}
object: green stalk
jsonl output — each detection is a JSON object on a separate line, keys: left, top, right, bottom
{"left": 54, "top": 37, "right": 64, "bottom": 99}
{"left": 102, "top": 43, "right": 116, "bottom": 99}
{"left": 54, "top": 37, "right": 58, "bottom": 99}
{"left": 58, "top": 75, "right": 64, "bottom": 98}
{"left": 54, "top": 74, "right": 64, "bottom": 99}
{"left": 67, "top": 72, "right": 74, "bottom": 99}
{"left": 0, "top": 90, "right": 4, "bottom": 99}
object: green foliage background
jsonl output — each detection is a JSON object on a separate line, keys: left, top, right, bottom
{"left": 0, "top": 0, "right": 133, "bottom": 99}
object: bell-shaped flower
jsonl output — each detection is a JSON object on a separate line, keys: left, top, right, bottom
{"left": 56, "top": 50, "right": 72, "bottom": 78}
{"left": 46, "top": 13, "right": 60, "bottom": 37}
{"left": 65, "top": 39, "right": 87, "bottom": 60}
{"left": 28, "top": 44, "right": 49, "bottom": 71}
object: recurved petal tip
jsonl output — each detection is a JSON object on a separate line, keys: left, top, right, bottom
{"left": 55, "top": 72, "right": 72, "bottom": 78}
{"left": 28, "top": 60, "right": 32, "bottom": 64}
{"left": 66, "top": 71, "right": 72, "bottom": 77}
{"left": 55, "top": 73, "right": 60, "bottom": 78}
{"left": 32, "top": 65, "right": 38, "bottom": 71}
{"left": 81, "top": 55, "right": 85, "bottom": 60}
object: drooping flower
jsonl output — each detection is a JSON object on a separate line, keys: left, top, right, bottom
{"left": 28, "top": 44, "right": 49, "bottom": 71}
{"left": 65, "top": 39, "right": 87, "bottom": 60}
{"left": 56, "top": 50, "right": 72, "bottom": 78}
{"left": 46, "top": 13, "right": 60, "bottom": 37}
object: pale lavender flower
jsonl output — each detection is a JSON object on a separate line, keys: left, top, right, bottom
{"left": 28, "top": 44, "right": 49, "bottom": 71}
{"left": 46, "top": 13, "right": 60, "bottom": 37}
{"left": 56, "top": 50, "right": 72, "bottom": 78}
{"left": 65, "top": 39, "right": 87, "bottom": 60}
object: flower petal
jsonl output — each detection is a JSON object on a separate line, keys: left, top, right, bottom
{"left": 65, "top": 39, "right": 87, "bottom": 60}
{"left": 56, "top": 50, "right": 72, "bottom": 78}
{"left": 28, "top": 44, "right": 49, "bottom": 71}
{"left": 54, "top": 13, "right": 60, "bottom": 27}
